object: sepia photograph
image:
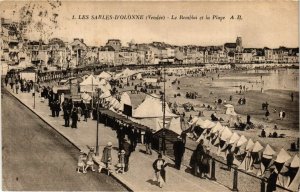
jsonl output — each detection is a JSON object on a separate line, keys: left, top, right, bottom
{"left": 0, "top": 1, "right": 299, "bottom": 191}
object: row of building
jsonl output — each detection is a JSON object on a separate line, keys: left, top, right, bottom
{"left": 1, "top": 17, "right": 299, "bottom": 69}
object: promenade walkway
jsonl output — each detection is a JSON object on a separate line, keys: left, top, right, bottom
{"left": 6, "top": 86, "right": 230, "bottom": 192}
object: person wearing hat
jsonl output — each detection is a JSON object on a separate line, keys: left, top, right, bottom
{"left": 116, "top": 150, "right": 125, "bottom": 174}
{"left": 84, "top": 147, "right": 96, "bottom": 172}
{"left": 77, "top": 151, "right": 87, "bottom": 173}
{"left": 98, "top": 142, "right": 113, "bottom": 175}
{"left": 173, "top": 136, "right": 185, "bottom": 170}
{"left": 122, "top": 138, "right": 132, "bottom": 172}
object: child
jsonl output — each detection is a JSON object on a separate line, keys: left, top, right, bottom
{"left": 84, "top": 147, "right": 96, "bottom": 172}
{"left": 152, "top": 153, "right": 168, "bottom": 188}
{"left": 116, "top": 150, "right": 125, "bottom": 174}
{"left": 77, "top": 151, "right": 87, "bottom": 173}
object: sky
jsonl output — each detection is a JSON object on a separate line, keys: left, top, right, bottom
{"left": 0, "top": 1, "right": 299, "bottom": 48}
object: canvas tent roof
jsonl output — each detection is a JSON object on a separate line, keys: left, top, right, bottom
{"left": 120, "top": 92, "right": 131, "bottom": 111}
{"left": 136, "top": 73, "right": 142, "bottom": 80}
{"left": 263, "top": 144, "right": 276, "bottom": 159}
{"left": 236, "top": 135, "right": 248, "bottom": 147}
{"left": 290, "top": 155, "right": 300, "bottom": 168}
{"left": 115, "top": 68, "right": 136, "bottom": 79}
{"left": 220, "top": 127, "right": 232, "bottom": 141}
{"left": 168, "top": 117, "right": 182, "bottom": 135}
{"left": 211, "top": 122, "right": 224, "bottom": 133}
{"left": 245, "top": 139, "right": 255, "bottom": 151}
{"left": 133, "top": 95, "right": 177, "bottom": 118}
{"left": 275, "top": 148, "right": 291, "bottom": 164}
{"left": 229, "top": 132, "right": 240, "bottom": 144}
{"left": 188, "top": 117, "right": 200, "bottom": 125}
{"left": 80, "top": 74, "right": 100, "bottom": 86}
{"left": 98, "top": 71, "right": 112, "bottom": 79}
{"left": 252, "top": 141, "right": 264, "bottom": 153}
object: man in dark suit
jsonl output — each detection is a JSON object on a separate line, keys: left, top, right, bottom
{"left": 173, "top": 136, "right": 185, "bottom": 170}
{"left": 122, "top": 138, "right": 132, "bottom": 172}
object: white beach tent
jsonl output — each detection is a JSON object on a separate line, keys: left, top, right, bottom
{"left": 287, "top": 155, "right": 300, "bottom": 191}
{"left": 120, "top": 92, "right": 132, "bottom": 111}
{"left": 259, "top": 144, "right": 276, "bottom": 176}
{"left": 274, "top": 148, "right": 292, "bottom": 173}
{"left": 248, "top": 141, "right": 264, "bottom": 174}
{"left": 133, "top": 94, "right": 177, "bottom": 118}
{"left": 238, "top": 139, "right": 255, "bottom": 171}
{"left": 97, "top": 71, "right": 112, "bottom": 80}
{"left": 132, "top": 94, "right": 177, "bottom": 132}
{"left": 198, "top": 120, "right": 216, "bottom": 129}
{"left": 225, "top": 104, "right": 237, "bottom": 116}
{"left": 136, "top": 73, "right": 142, "bottom": 80}
{"left": 168, "top": 117, "right": 182, "bottom": 135}
{"left": 233, "top": 135, "right": 248, "bottom": 165}
{"left": 217, "top": 127, "right": 233, "bottom": 159}
{"left": 80, "top": 74, "right": 100, "bottom": 93}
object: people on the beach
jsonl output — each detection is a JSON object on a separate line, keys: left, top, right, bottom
{"left": 261, "top": 129, "right": 266, "bottom": 137}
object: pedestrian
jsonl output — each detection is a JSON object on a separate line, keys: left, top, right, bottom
{"left": 15, "top": 83, "right": 19, "bottom": 94}
{"left": 173, "top": 136, "right": 185, "bottom": 170}
{"left": 122, "top": 138, "right": 132, "bottom": 172}
{"left": 77, "top": 151, "right": 87, "bottom": 173}
{"left": 115, "top": 149, "right": 126, "bottom": 174}
{"left": 229, "top": 95, "right": 232, "bottom": 101}
{"left": 84, "top": 147, "right": 96, "bottom": 172}
{"left": 291, "top": 92, "right": 294, "bottom": 102}
{"left": 50, "top": 100, "right": 56, "bottom": 117}
{"left": 55, "top": 100, "right": 61, "bottom": 117}
{"left": 189, "top": 140, "right": 204, "bottom": 177}
{"left": 265, "top": 110, "right": 270, "bottom": 121}
{"left": 282, "top": 111, "right": 286, "bottom": 119}
{"left": 71, "top": 108, "right": 78, "bottom": 128}
{"left": 64, "top": 109, "right": 70, "bottom": 127}
{"left": 200, "top": 146, "right": 210, "bottom": 178}
{"left": 144, "top": 128, "right": 153, "bottom": 155}
{"left": 266, "top": 167, "right": 277, "bottom": 192}
{"left": 152, "top": 153, "right": 168, "bottom": 188}
{"left": 98, "top": 142, "right": 113, "bottom": 175}
{"left": 261, "top": 129, "right": 266, "bottom": 137}
{"left": 226, "top": 149, "right": 234, "bottom": 171}
{"left": 246, "top": 114, "right": 251, "bottom": 125}
{"left": 117, "top": 126, "right": 125, "bottom": 149}
{"left": 279, "top": 110, "right": 283, "bottom": 120}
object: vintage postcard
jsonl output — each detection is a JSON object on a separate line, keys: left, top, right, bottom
{"left": 0, "top": 1, "right": 299, "bottom": 192}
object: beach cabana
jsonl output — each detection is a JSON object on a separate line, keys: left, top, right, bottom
{"left": 225, "top": 104, "right": 237, "bottom": 116}
{"left": 238, "top": 139, "right": 255, "bottom": 171}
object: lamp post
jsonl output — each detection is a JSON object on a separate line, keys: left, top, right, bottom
{"left": 162, "top": 62, "right": 167, "bottom": 155}
{"left": 96, "top": 89, "right": 100, "bottom": 156}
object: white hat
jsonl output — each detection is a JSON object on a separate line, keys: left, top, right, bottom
{"left": 107, "top": 142, "right": 112, "bottom": 147}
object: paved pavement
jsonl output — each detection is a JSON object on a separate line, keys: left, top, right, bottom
{"left": 4, "top": 85, "right": 230, "bottom": 191}
{"left": 1, "top": 88, "right": 127, "bottom": 191}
